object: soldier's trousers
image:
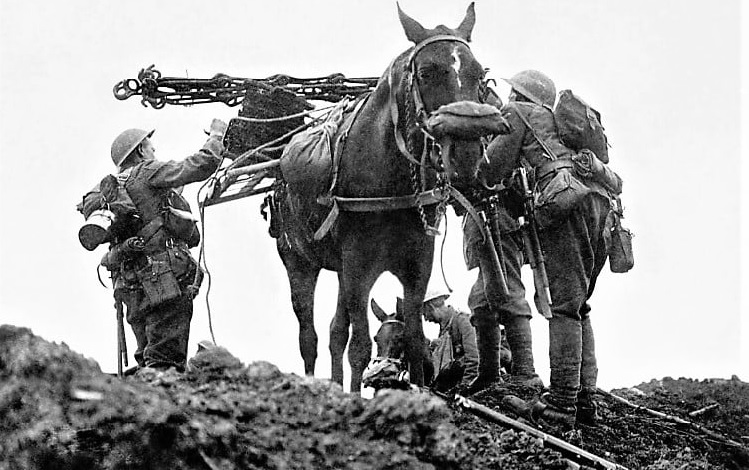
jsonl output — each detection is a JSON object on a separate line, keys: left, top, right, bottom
{"left": 539, "top": 193, "right": 610, "bottom": 407}
{"left": 129, "top": 293, "right": 194, "bottom": 370}
{"left": 540, "top": 194, "right": 609, "bottom": 323}
{"left": 463, "top": 216, "right": 532, "bottom": 322}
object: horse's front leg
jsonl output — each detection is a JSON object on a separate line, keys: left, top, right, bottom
{"left": 396, "top": 244, "right": 433, "bottom": 387}
{"left": 329, "top": 281, "right": 349, "bottom": 388}
{"left": 282, "top": 249, "right": 320, "bottom": 376}
{"left": 401, "top": 284, "right": 429, "bottom": 387}
{"left": 336, "top": 260, "right": 380, "bottom": 395}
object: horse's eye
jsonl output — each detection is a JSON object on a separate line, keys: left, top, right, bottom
{"left": 418, "top": 66, "right": 448, "bottom": 82}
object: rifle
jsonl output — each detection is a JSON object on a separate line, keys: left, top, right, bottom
{"left": 449, "top": 393, "right": 629, "bottom": 470}
{"left": 514, "top": 167, "right": 553, "bottom": 319}
{"left": 114, "top": 289, "right": 128, "bottom": 378}
{"left": 479, "top": 194, "right": 510, "bottom": 299}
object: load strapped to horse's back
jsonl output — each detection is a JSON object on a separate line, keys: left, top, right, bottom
{"left": 111, "top": 0, "right": 512, "bottom": 393}
{"left": 112, "top": 65, "right": 380, "bottom": 206}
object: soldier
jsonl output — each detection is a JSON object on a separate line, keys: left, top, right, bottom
{"left": 78, "top": 119, "right": 228, "bottom": 372}
{"left": 461, "top": 83, "right": 543, "bottom": 395}
{"left": 421, "top": 289, "right": 481, "bottom": 393}
{"left": 480, "top": 70, "right": 617, "bottom": 428}
{"left": 462, "top": 204, "right": 543, "bottom": 394}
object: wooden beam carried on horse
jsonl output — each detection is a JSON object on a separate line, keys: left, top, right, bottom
{"left": 203, "top": 167, "right": 276, "bottom": 207}
{"left": 226, "top": 159, "right": 280, "bottom": 179}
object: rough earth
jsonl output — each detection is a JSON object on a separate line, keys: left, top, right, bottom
{"left": 1, "top": 325, "right": 748, "bottom": 470}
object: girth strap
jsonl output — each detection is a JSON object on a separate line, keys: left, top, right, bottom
{"left": 312, "top": 185, "right": 488, "bottom": 243}
{"left": 317, "top": 187, "right": 449, "bottom": 212}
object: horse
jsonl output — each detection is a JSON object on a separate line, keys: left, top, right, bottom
{"left": 363, "top": 297, "right": 434, "bottom": 391}
{"left": 272, "top": 3, "right": 500, "bottom": 393}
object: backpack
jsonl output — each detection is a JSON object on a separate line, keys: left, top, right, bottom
{"left": 77, "top": 169, "right": 141, "bottom": 250}
{"left": 554, "top": 90, "right": 610, "bottom": 163}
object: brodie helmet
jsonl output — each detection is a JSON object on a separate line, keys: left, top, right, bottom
{"left": 423, "top": 288, "right": 451, "bottom": 305}
{"left": 111, "top": 128, "right": 154, "bottom": 168}
{"left": 503, "top": 70, "right": 556, "bottom": 110}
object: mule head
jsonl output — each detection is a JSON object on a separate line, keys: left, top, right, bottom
{"left": 371, "top": 297, "right": 406, "bottom": 361}
{"left": 393, "top": 3, "right": 507, "bottom": 192}
{"left": 362, "top": 298, "right": 412, "bottom": 391}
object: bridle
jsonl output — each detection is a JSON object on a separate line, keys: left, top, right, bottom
{"left": 374, "top": 319, "right": 407, "bottom": 363}
{"left": 314, "top": 34, "right": 490, "bottom": 244}
{"left": 388, "top": 34, "right": 472, "bottom": 168}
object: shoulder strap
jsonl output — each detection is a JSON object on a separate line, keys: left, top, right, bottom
{"left": 119, "top": 164, "right": 167, "bottom": 245}
{"left": 514, "top": 106, "right": 558, "bottom": 161}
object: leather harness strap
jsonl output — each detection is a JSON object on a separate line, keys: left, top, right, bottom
{"left": 389, "top": 35, "right": 471, "bottom": 167}
{"left": 312, "top": 34, "right": 487, "bottom": 241}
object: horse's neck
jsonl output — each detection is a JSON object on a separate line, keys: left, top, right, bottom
{"left": 336, "top": 80, "right": 419, "bottom": 197}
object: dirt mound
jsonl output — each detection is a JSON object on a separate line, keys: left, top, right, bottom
{"left": 1, "top": 325, "right": 748, "bottom": 469}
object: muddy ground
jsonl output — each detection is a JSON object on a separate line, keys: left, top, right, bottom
{"left": 2, "top": 325, "right": 748, "bottom": 469}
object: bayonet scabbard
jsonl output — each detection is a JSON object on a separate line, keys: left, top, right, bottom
{"left": 479, "top": 208, "right": 510, "bottom": 299}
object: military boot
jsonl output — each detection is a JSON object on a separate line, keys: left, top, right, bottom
{"left": 577, "top": 317, "right": 600, "bottom": 425}
{"left": 544, "top": 315, "right": 583, "bottom": 428}
{"left": 503, "top": 314, "right": 544, "bottom": 389}
{"left": 462, "top": 307, "right": 502, "bottom": 395}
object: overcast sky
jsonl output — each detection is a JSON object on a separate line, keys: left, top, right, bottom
{"left": 0, "top": 0, "right": 745, "bottom": 391}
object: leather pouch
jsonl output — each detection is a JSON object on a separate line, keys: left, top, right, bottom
{"left": 535, "top": 167, "right": 592, "bottom": 229}
{"left": 137, "top": 253, "right": 182, "bottom": 310}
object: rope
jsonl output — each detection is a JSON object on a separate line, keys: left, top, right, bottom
{"left": 228, "top": 111, "right": 330, "bottom": 169}
{"left": 231, "top": 103, "right": 336, "bottom": 123}
{"left": 438, "top": 209, "right": 453, "bottom": 293}
{"left": 194, "top": 158, "right": 229, "bottom": 346}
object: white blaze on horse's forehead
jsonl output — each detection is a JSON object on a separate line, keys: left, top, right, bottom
{"left": 451, "top": 45, "right": 463, "bottom": 89}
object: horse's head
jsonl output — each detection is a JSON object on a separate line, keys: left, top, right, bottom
{"left": 362, "top": 298, "right": 411, "bottom": 390}
{"left": 389, "top": 3, "right": 508, "bottom": 191}
{"left": 371, "top": 297, "right": 407, "bottom": 361}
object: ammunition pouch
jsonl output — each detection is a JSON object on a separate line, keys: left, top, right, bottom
{"left": 135, "top": 251, "right": 182, "bottom": 311}
{"left": 129, "top": 243, "right": 198, "bottom": 311}
{"left": 534, "top": 159, "right": 592, "bottom": 229}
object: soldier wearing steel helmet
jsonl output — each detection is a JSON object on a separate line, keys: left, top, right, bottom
{"left": 479, "top": 70, "right": 612, "bottom": 429}
{"left": 421, "top": 288, "right": 482, "bottom": 393}
{"left": 461, "top": 77, "right": 545, "bottom": 396}
{"left": 77, "top": 119, "right": 228, "bottom": 372}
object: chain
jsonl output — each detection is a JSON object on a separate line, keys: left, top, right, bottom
{"left": 402, "top": 78, "right": 438, "bottom": 236}
{"left": 113, "top": 65, "right": 379, "bottom": 109}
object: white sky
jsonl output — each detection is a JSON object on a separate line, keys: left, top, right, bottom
{"left": 0, "top": 0, "right": 745, "bottom": 391}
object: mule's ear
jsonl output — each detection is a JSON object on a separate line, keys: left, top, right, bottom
{"left": 371, "top": 298, "right": 389, "bottom": 323}
{"left": 454, "top": 2, "right": 476, "bottom": 42}
{"left": 397, "top": 2, "right": 429, "bottom": 44}
{"left": 395, "top": 297, "right": 405, "bottom": 319}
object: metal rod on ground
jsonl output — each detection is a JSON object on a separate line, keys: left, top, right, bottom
{"left": 453, "top": 395, "right": 629, "bottom": 470}
{"left": 688, "top": 403, "right": 719, "bottom": 417}
{"left": 597, "top": 388, "right": 747, "bottom": 450}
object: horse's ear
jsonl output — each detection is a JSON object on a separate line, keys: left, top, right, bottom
{"left": 395, "top": 297, "right": 405, "bottom": 319}
{"left": 397, "top": 2, "right": 429, "bottom": 44}
{"left": 454, "top": 2, "right": 476, "bottom": 42}
{"left": 371, "top": 298, "right": 389, "bottom": 323}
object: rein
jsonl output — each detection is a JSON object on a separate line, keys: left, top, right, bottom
{"left": 388, "top": 34, "right": 470, "bottom": 166}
